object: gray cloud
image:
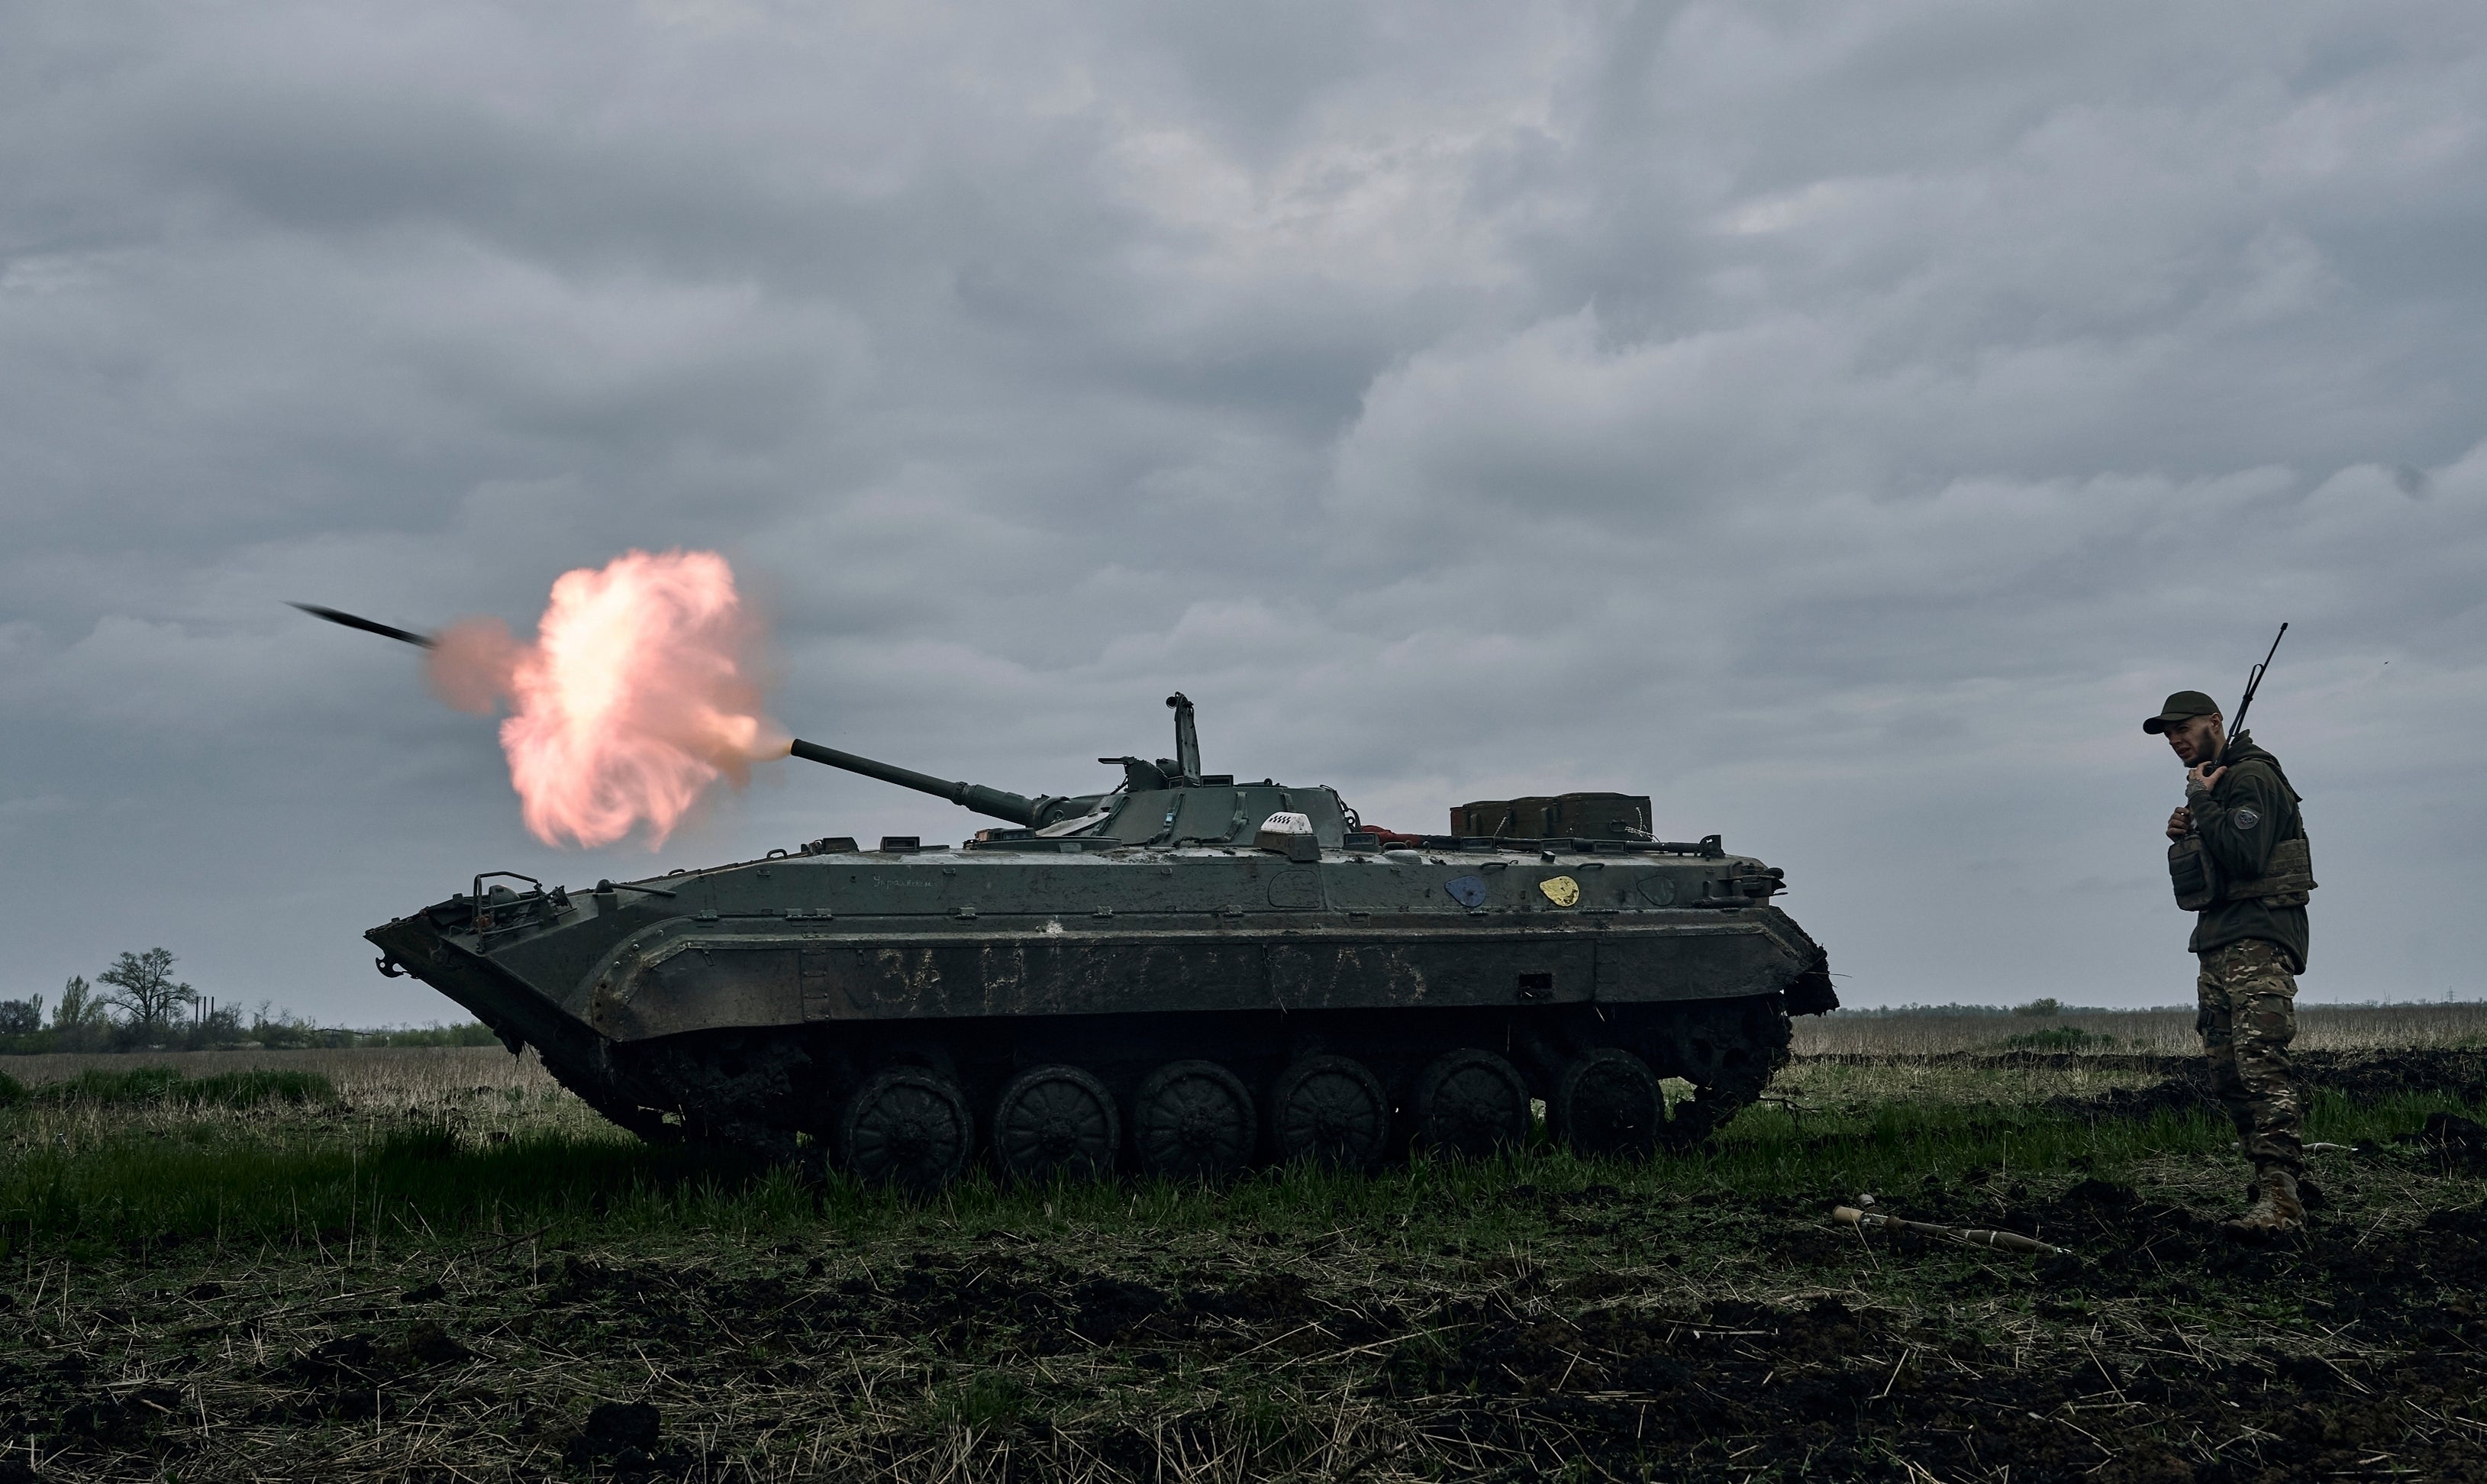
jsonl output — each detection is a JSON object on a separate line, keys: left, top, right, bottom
{"left": 4, "top": 0, "right": 2483, "bottom": 1021}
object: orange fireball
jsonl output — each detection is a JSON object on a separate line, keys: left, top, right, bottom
{"left": 428, "top": 550, "right": 786, "bottom": 849}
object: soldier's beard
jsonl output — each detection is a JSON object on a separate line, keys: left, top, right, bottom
{"left": 2170, "top": 725, "right": 2224, "bottom": 769}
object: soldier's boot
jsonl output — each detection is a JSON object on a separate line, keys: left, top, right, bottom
{"left": 2221, "top": 1167, "right": 2306, "bottom": 1237}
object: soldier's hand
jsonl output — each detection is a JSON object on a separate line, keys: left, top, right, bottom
{"left": 2166, "top": 807, "right": 2192, "bottom": 840}
{"left": 2185, "top": 762, "right": 2225, "bottom": 797}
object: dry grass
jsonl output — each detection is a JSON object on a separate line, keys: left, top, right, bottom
{"left": 2, "top": 1044, "right": 561, "bottom": 1100}
{"left": 8, "top": 1034, "right": 2487, "bottom": 1480}
{"left": 1, "top": 1047, "right": 618, "bottom": 1180}
{"left": 8, "top": 1094, "right": 2482, "bottom": 1482}
{"left": 1794, "top": 999, "right": 2487, "bottom": 1057}
{"left": 1764, "top": 1057, "right": 2170, "bottom": 1118}
{"left": 15, "top": 997, "right": 2476, "bottom": 1095}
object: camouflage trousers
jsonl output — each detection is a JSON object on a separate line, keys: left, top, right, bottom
{"left": 2195, "top": 939, "right": 2303, "bottom": 1176}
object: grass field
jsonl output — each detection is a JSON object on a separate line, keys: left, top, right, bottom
{"left": 5, "top": 1011, "right": 2487, "bottom": 1482}
{"left": 1792, "top": 1000, "right": 2487, "bottom": 1058}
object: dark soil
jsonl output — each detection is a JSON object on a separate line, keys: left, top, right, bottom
{"left": 2040, "top": 1047, "right": 2487, "bottom": 1123}
{"left": 8, "top": 1063, "right": 2487, "bottom": 1479}
{"left": 10, "top": 1163, "right": 2487, "bottom": 1482}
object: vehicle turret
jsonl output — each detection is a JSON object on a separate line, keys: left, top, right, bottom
{"left": 789, "top": 693, "right": 1355, "bottom": 848}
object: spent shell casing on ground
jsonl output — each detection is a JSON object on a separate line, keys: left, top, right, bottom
{"left": 1834, "top": 1205, "right": 2064, "bottom": 1257}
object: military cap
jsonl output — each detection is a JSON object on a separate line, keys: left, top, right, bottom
{"left": 2142, "top": 690, "right": 2221, "bottom": 734}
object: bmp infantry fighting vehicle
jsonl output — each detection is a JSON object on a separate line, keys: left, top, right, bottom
{"left": 370, "top": 695, "right": 1837, "bottom": 1189}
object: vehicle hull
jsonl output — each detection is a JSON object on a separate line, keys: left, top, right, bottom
{"left": 369, "top": 840, "right": 1833, "bottom": 1170}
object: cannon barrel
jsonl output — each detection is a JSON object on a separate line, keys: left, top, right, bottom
{"left": 786, "top": 738, "right": 1051, "bottom": 827}
{"left": 292, "top": 602, "right": 1069, "bottom": 830}
{"left": 290, "top": 602, "right": 434, "bottom": 648}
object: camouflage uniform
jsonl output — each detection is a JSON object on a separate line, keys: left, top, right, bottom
{"left": 2195, "top": 937, "right": 2302, "bottom": 1177}
{"left": 2179, "top": 730, "right": 2311, "bottom": 1182}
{"left": 2149, "top": 694, "right": 2315, "bottom": 1229}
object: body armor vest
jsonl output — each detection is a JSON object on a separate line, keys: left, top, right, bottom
{"left": 2167, "top": 751, "right": 2315, "bottom": 911}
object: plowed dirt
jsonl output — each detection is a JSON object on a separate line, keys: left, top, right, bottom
{"left": 7, "top": 1062, "right": 2487, "bottom": 1480}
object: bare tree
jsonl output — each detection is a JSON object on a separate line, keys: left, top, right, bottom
{"left": 96, "top": 948, "right": 197, "bottom": 1042}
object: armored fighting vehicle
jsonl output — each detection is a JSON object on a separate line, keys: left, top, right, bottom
{"left": 369, "top": 695, "right": 1837, "bottom": 1188}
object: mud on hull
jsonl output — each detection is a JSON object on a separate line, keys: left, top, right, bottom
{"left": 368, "top": 831, "right": 1833, "bottom": 1189}
{"left": 374, "top": 917, "right": 1814, "bottom": 1189}
{"left": 611, "top": 996, "right": 1797, "bottom": 1176}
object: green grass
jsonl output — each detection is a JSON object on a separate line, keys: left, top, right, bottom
{"left": 933, "top": 1370, "right": 1031, "bottom": 1429}
{"left": 0, "top": 1122, "right": 818, "bottom": 1257}
{"left": 0, "top": 1078, "right": 2461, "bottom": 1263}
{"left": 27, "top": 1064, "right": 337, "bottom": 1108}
{"left": 8, "top": 1047, "right": 2485, "bottom": 1482}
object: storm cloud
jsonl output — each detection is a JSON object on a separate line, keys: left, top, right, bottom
{"left": 4, "top": 0, "right": 2482, "bottom": 1021}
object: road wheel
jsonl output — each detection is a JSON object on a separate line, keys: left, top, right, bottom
{"left": 1131, "top": 1060, "right": 1256, "bottom": 1181}
{"left": 840, "top": 1066, "right": 973, "bottom": 1191}
{"left": 1653, "top": 997, "right": 1793, "bottom": 1149}
{"left": 991, "top": 1064, "right": 1119, "bottom": 1184}
{"left": 1268, "top": 1054, "right": 1391, "bottom": 1171}
{"left": 1413, "top": 1048, "right": 1530, "bottom": 1158}
{"left": 1552, "top": 1048, "right": 1661, "bottom": 1160}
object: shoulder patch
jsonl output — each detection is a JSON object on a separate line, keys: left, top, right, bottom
{"left": 2232, "top": 808, "right": 2261, "bottom": 831}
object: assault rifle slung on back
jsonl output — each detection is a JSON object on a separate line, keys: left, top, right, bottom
{"left": 2221, "top": 622, "right": 2287, "bottom": 766}
{"left": 2168, "top": 623, "right": 2310, "bottom": 911}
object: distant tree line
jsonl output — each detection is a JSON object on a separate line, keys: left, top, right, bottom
{"left": 1824, "top": 999, "right": 2112, "bottom": 1018}
{"left": 0, "top": 947, "right": 501, "bottom": 1054}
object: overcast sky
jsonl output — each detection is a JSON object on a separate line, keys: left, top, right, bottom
{"left": 5, "top": 0, "right": 2483, "bottom": 1024}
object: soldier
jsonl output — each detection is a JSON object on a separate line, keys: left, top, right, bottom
{"left": 2147, "top": 690, "right": 2316, "bottom": 1234}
